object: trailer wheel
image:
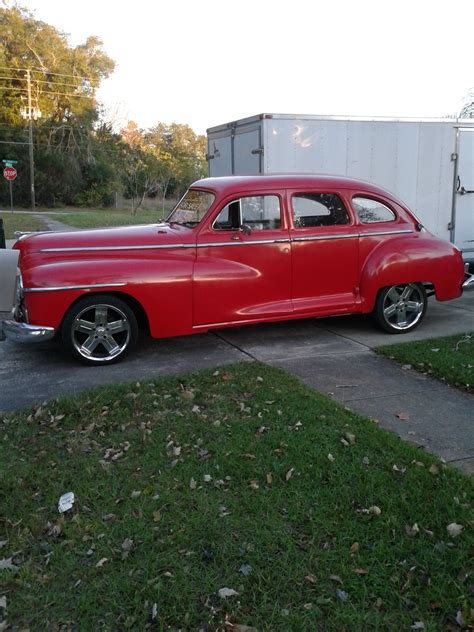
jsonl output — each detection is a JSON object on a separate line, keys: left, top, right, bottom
{"left": 373, "top": 283, "right": 427, "bottom": 334}
{"left": 62, "top": 294, "right": 138, "bottom": 365}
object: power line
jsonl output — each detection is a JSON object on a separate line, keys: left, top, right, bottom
{"left": 0, "top": 65, "right": 96, "bottom": 82}
{"left": 0, "top": 86, "right": 96, "bottom": 99}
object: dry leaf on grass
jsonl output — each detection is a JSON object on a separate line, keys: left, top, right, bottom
{"left": 285, "top": 468, "right": 294, "bottom": 481}
{"left": 446, "top": 523, "right": 463, "bottom": 537}
{"left": 218, "top": 587, "right": 239, "bottom": 598}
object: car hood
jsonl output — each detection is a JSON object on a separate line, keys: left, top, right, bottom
{"left": 15, "top": 222, "right": 195, "bottom": 257}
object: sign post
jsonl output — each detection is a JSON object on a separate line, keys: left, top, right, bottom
{"left": 2, "top": 160, "right": 17, "bottom": 214}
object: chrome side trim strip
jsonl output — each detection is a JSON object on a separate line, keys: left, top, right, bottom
{"left": 360, "top": 229, "right": 413, "bottom": 237}
{"left": 39, "top": 230, "right": 413, "bottom": 254}
{"left": 196, "top": 238, "right": 279, "bottom": 247}
{"left": 23, "top": 282, "right": 127, "bottom": 293}
{"left": 40, "top": 244, "right": 185, "bottom": 252}
{"left": 292, "top": 233, "right": 359, "bottom": 242}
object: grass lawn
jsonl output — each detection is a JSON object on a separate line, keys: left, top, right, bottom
{"left": 377, "top": 332, "right": 474, "bottom": 393}
{"left": 0, "top": 363, "right": 472, "bottom": 630}
{"left": 0, "top": 212, "right": 48, "bottom": 239}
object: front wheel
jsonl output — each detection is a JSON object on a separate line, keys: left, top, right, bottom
{"left": 373, "top": 283, "right": 427, "bottom": 334}
{"left": 62, "top": 294, "right": 138, "bottom": 365}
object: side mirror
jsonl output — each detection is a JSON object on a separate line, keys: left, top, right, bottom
{"left": 241, "top": 224, "right": 252, "bottom": 235}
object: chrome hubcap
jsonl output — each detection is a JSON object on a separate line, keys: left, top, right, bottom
{"left": 382, "top": 284, "right": 424, "bottom": 330}
{"left": 72, "top": 304, "right": 130, "bottom": 362}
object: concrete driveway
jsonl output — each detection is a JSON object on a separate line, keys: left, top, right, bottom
{"left": 1, "top": 292, "right": 473, "bottom": 472}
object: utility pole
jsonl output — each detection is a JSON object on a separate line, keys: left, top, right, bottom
{"left": 25, "top": 69, "right": 36, "bottom": 211}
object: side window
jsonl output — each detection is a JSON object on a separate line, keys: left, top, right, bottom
{"left": 213, "top": 195, "right": 281, "bottom": 231}
{"left": 292, "top": 193, "right": 349, "bottom": 227}
{"left": 352, "top": 197, "right": 396, "bottom": 223}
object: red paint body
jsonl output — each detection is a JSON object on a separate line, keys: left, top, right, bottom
{"left": 15, "top": 175, "right": 465, "bottom": 337}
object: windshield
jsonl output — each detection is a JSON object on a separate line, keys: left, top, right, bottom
{"left": 167, "top": 189, "right": 215, "bottom": 226}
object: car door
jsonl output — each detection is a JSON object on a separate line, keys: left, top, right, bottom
{"left": 193, "top": 192, "right": 292, "bottom": 326}
{"left": 288, "top": 190, "right": 360, "bottom": 314}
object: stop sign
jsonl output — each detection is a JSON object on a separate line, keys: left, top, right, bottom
{"left": 3, "top": 166, "right": 17, "bottom": 181}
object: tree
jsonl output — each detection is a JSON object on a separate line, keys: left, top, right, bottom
{"left": 0, "top": 4, "right": 116, "bottom": 206}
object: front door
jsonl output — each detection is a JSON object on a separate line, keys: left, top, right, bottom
{"left": 193, "top": 193, "right": 292, "bottom": 326}
{"left": 455, "top": 128, "right": 474, "bottom": 258}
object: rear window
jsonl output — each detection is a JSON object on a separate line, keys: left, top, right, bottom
{"left": 352, "top": 197, "right": 396, "bottom": 223}
{"left": 292, "top": 193, "right": 350, "bottom": 227}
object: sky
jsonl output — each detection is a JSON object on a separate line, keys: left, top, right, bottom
{"left": 18, "top": 0, "right": 474, "bottom": 136}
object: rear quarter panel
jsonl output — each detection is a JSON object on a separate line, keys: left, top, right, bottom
{"left": 359, "top": 233, "right": 464, "bottom": 310}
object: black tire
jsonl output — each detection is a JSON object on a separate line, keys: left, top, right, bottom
{"left": 373, "top": 282, "right": 427, "bottom": 334}
{"left": 61, "top": 294, "right": 138, "bottom": 365}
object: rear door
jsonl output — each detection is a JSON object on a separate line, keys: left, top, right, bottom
{"left": 288, "top": 189, "right": 360, "bottom": 314}
{"left": 455, "top": 128, "right": 474, "bottom": 258}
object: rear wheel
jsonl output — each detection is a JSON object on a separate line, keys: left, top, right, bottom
{"left": 373, "top": 283, "right": 427, "bottom": 334}
{"left": 62, "top": 294, "right": 138, "bottom": 365}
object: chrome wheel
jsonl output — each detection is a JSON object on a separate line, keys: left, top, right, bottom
{"left": 72, "top": 303, "right": 131, "bottom": 362}
{"left": 381, "top": 283, "right": 426, "bottom": 331}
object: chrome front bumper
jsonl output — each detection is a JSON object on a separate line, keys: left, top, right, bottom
{"left": 0, "top": 320, "right": 56, "bottom": 343}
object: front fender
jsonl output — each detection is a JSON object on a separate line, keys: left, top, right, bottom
{"left": 21, "top": 254, "right": 195, "bottom": 338}
{"left": 359, "top": 234, "right": 464, "bottom": 311}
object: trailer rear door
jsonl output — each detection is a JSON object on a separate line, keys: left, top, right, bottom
{"left": 455, "top": 128, "right": 474, "bottom": 257}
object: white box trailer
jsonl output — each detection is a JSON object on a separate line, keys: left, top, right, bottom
{"left": 206, "top": 114, "right": 474, "bottom": 261}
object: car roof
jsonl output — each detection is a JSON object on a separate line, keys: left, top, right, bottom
{"left": 191, "top": 174, "right": 405, "bottom": 205}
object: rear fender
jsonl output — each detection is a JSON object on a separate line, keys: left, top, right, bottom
{"left": 359, "top": 235, "right": 464, "bottom": 311}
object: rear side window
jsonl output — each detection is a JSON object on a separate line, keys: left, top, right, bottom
{"left": 292, "top": 193, "right": 349, "bottom": 227}
{"left": 352, "top": 197, "right": 396, "bottom": 223}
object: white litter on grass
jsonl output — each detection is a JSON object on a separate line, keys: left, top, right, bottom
{"left": 58, "top": 492, "right": 75, "bottom": 513}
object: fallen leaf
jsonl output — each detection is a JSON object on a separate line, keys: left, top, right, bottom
{"left": 180, "top": 389, "right": 195, "bottom": 401}
{"left": 203, "top": 474, "right": 212, "bottom": 483}
{"left": 336, "top": 589, "right": 349, "bottom": 602}
{"left": 121, "top": 538, "right": 134, "bottom": 552}
{"left": 191, "top": 405, "right": 201, "bottom": 414}
{"left": 428, "top": 464, "right": 440, "bottom": 475}
{"left": 96, "top": 557, "right": 108, "bottom": 568}
{"left": 411, "top": 622, "right": 425, "bottom": 630}
{"left": 329, "top": 574, "right": 343, "bottom": 584}
{"left": 153, "top": 511, "right": 161, "bottom": 523}
{"left": 392, "top": 464, "right": 407, "bottom": 474}
{"left": 151, "top": 602, "right": 157, "bottom": 620}
{"left": 362, "top": 456, "right": 370, "bottom": 465}
{"left": 340, "top": 438, "right": 350, "bottom": 447}
{"left": 344, "top": 432, "right": 356, "bottom": 445}
{"left": 305, "top": 574, "right": 316, "bottom": 583}
{"left": 0, "top": 558, "right": 18, "bottom": 572}
{"left": 218, "top": 587, "right": 239, "bottom": 598}
{"left": 455, "top": 610, "right": 465, "bottom": 627}
{"left": 353, "top": 568, "right": 369, "bottom": 575}
{"left": 303, "top": 602, "right": 313, "bottom": 610}
{"left": 285, "top": 468, "right": 294, "bottom": 481}
{"left": 446, "top": 523, "right": 463, "bottom": 538}
{"left": 266, "top": 472, "right": 273, "bottom": 485}
{"left": 395, "top": 412, "right": 410, "bottom": 421}
{"left": 369, "top": 505, "right": 382, "bottom": 516}
{"left": 130, "top": 490, "right": 141, "bottom": 498}
{"left": 327, "top": 453, "right": 335, "bottom": 462}
{"left": 239, "top": 564, "right": 252, "bottom": 576}
{"left": 190, "top": 478, "right": 197, "bottom": 490}
{"left": 249, "top": 480, "right": 259, "bottom": 490}
{"left": 350, "top": 542, "right": 359, "bottom": 554}
{"left": 405, "top": 523, "right": 420, "bottom": 537}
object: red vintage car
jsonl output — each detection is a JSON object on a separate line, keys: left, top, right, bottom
{"left": 1, "top": 174, "right": 472, "bottom": 364}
